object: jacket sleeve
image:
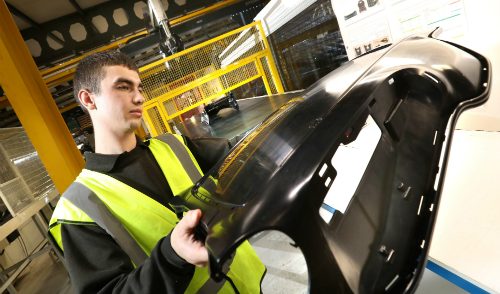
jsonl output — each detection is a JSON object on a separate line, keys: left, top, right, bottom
{"left": 61, "top": 223, "right": 194, "bottom": 294}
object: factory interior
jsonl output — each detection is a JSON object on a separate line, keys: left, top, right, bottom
{"left": 0, "top": 0, "right": 499, "bottom": 293}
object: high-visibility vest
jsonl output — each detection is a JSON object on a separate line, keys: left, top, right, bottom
{"left": 49, "top": 134, "right": 265, "bottom": 293}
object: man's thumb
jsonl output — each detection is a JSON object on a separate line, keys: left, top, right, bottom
{"left": 184, "top": 209, "right": 201, "bottom": 229}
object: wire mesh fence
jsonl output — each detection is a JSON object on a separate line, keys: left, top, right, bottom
{"left": 139, "top": 21, "right": 284, "bottom": 136}
{"left": 0, "top": 128, "right": 56, "bottom": 216}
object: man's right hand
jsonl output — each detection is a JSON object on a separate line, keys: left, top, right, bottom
{"left": 170, "top": 209, "right": 209, "bottom": 267}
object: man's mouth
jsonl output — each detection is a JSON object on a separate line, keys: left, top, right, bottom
{"left": 130, "top": 109, "right": 143, "bottom": 117}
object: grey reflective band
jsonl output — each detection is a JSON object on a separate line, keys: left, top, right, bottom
{"left": 64, "top": 182, "right": 238, "bottom": 292}
{"left": 198, "top": 277, "right": 225, "bottom": 293}
{"left": 64, "top": 182, "right": 148, "bottom": 266}
{"left": 198, "top": 253, "right": 236, "bottom": 293}
{"left": 155, "top": 134, "right": 239, "bottom": 292}
{"left": 155, "top": 134, "right": 203, "bottom": 184}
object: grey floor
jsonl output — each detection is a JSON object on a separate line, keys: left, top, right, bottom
{"left": 8, "top": 94, "right": 468, "bottom": 293}
{"left": 11, "top": 231, "right": 466, "bottom": 293}
{"left": 9, "top": 251, "right": 72, "bottom": 294}
{"left": 252, "top": 231, "right": 467, "bottom": 294}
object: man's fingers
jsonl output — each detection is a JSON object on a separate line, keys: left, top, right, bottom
{"left": 183, "top": 209, "right": 201, "bottom": 230}
{"left": 171, "top": 209, "right": 209, "bottom": 266}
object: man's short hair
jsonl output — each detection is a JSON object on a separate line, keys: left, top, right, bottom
{"left": 73, "top": 51, "right": 138, "bottom": 109}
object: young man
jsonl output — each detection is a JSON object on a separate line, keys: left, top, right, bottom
{"left": 48, "top": 51, "right": 265, "bottom": 293}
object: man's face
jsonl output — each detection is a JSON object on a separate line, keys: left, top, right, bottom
{"left": 91, "top": 65, "right": 144, "bottom": 134}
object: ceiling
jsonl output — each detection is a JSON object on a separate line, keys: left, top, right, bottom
{"left": 7, "top": 0, "right": 110, "bottom": 30}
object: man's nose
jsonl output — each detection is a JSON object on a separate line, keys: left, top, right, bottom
{"left": 134, "top": 91, "right": 145, "bottom": 105}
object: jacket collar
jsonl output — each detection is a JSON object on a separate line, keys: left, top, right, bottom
{"left": 84, "top": 137, "right": 148, "bottom": 172}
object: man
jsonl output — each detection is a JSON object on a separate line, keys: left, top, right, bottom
{"left": 48, "top": 51, "right": 265, "bottom": 293}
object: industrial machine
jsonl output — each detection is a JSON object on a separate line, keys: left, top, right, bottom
{"left": 173, "top": 32, "right": 491, "bottom": 293}
{"left": 120, "top": 0, "right": 239, "bottom": 126}
{"left": 118, "top": 0, "right": 183, "bottom": 66}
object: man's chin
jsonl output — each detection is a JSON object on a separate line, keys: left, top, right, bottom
{"left": 128, "top": 121, "right": 142, "bottom": 132}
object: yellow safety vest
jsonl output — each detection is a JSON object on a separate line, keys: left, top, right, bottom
{"left": 49, "top": 134, "right": 265, "bottom": 293}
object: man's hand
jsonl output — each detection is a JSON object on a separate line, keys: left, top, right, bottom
{"left": 171, "top": 209, "right": 209, "bottom": 267}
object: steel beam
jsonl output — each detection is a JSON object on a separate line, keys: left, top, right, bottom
{"left": 20, "top": 0, "right": 265, "bottom": 66}
{"left": 0, "top": 0, "right": 84, "bottom": 193}
{"left": 5, "top": 1, "right": 65, "bottom": 45}
{"left": 67, "top": 0, "right": 99, "bottom": 34}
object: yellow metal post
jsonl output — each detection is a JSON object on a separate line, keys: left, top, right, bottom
{"left": 255, "top": 59, "right": 273, "bottom": 96}
{"left": 0, "top": 1, "right": 84, "bottom": 193}
{"left": 142, "top": 114, "right": 156, "bottom": 137}
{"left": 256, "top": 21, "right": 285, "bottom": 93}
{"left": 134, "top": 124, "right": 147, "bottom": 140}
{"left": 143, "top": 106, "right": 160, "bottom": 136}
{"left": 157, "top": 102, "right": 173, "bottom": 133}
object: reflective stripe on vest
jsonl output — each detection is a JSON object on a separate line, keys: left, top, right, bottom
{"left": 49, "top": 134, "right": 265, "bottom": 293}
{"left": 63, "top": 181, "right": 148, "bottom": 266}
{"left": 154, "top": 133, "right": 202, "bottom": 184}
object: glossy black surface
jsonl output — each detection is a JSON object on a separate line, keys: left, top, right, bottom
{"left": 178, "top": 35, "right": 491, "bottom": 293}
{"left": 177, "top": 92, "right": 301, "bottom": 140}
{"left": 204, "top": 93, "right": 239, "bottom": 117}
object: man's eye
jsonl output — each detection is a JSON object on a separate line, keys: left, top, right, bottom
{"left": 117, "top": 85, "right": 130, "bottom": 91}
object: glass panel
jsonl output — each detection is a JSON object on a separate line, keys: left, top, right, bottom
{"left": 269, "top": 0, "right": 349, "bottom": 90}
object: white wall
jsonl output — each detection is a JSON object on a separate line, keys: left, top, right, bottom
{"left": 429, "top": 130, "right": 500, "bottom": 293}
{"left": 454, "top": 0, "right": 500, "bottom": 131}
{"left": 331, "top": 0, "right": 500, "bottom": 131}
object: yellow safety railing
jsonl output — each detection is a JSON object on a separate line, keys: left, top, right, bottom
{"left": 139, "top": 21, "right": 284, "bottom": 135}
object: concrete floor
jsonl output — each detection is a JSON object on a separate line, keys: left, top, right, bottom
{"left": 11, "top": 231, "right": 465, "bottom": 293}
{"left": 252, "top": 231, "right": 466, "bottom": 294}
{"left": 9, "top": 252, "right": 72, "bottom": 294}
{"left": 7, "top": 94, "right": 467, "bottom": 293}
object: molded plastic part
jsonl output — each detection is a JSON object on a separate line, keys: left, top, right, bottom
{"left": 178, "top": 34, "right": 491, "bottom": 293}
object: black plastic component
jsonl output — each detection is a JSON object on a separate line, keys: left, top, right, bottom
{"left": 358, "top": 0, "right": 367, "bottom": 12}
{"left": 170, "top": 196, "right": 207, "bottom": 242}
{"left": 193, "top": 223, "right": 208, "bottom": 243}
{"left": 344, "top": 11, "right": 357, "bottom": 21}
{"left": 178, "top": 34, "right": 490, "bottom": 293}
{"left": 159, "top": 31, "right": 184, "bottom": 56}
{"left": 205, "top": 92, "right": 239, "bottom": 117}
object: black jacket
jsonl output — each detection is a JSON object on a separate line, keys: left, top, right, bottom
{"left": 61, "top": 136, "right": 229, "bottom": 293}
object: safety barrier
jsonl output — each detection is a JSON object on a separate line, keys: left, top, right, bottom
{"left": 139, "top": 21, "right": 284, "bottom": 135}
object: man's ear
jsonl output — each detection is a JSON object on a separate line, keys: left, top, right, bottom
{"left": 78, "top": 89, "right": 97, "bottom": 111}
